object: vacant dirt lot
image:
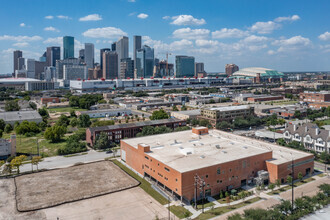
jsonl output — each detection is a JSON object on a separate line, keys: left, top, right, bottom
{"left": 15, "top": 161, "right": 139, "bottom": 211}
{"left": 43, "top": 187, "right": 169, "bottom": 220}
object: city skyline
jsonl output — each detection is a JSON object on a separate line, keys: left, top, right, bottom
{"left": 0, "top": 0, "right": 330, "bottom": 74}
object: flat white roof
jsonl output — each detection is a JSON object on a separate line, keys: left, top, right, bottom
{"left": 0, "top": 78, "right": 40, "bottom": 83}
{"left": 122, "top": 129, "right": 312, "bottom": 173}
{"left": 208, "top": 105, "right": 251, "bottom": 111}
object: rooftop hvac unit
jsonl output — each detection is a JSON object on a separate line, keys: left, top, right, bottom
{"left": 215, "top": 145, "right": 221, "bottom": 149}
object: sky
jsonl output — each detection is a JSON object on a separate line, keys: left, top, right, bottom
{"left": 0, "top": 0, "right": 330, "bottom": 74}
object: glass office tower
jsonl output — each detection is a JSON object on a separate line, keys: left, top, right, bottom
{"left": 175, "top": 55, "right": 195, "bottom": 78}
{"left": 63, "top": 36, "right": 74, "bottom": 59}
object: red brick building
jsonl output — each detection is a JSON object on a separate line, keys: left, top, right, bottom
{"left": 86, "top": 118, "right": 186, "bottom": 146}
{"left": 40, "top": 97, "right": 60, "bottom": 105}
{"left": 246, "top": 95, "right": 283, "bottom": 102}
{"left": 121, "top": 127, "right": 314, "bottom": 202}
{"left": 300, "top": 91, "right": 330, "bottom": 103}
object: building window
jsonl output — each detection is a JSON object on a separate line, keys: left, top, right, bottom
{"left": 229, "top": 169, "right": 232, "bottom": 172}
{"left": 165, "top": 167, "right": 170, "bottom": 172}
{"left": 206, "top": 175, "right": 208, "bottom": 178}
{"left": 145, "top": 156, "right": 149, "bottom": 160}
{"left": 217, "top": 180, "right": 219, "bottom": 183}
{"left": 217, "top": 168, "right": 221, "bottom": 175}
{"left": 176, "top": 188, "right": 178, "bottom": 192}
{"left": 229, "top": 177, "right": 231, "bottom": 181}
{"left": 176, "top": 178, "right": 178, "bottom": 182}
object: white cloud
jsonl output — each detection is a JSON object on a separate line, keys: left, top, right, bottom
{"left": 162, "top": 16, "right": 170, "bottom": 20}
{"left": 137, "top": 13, "right": 148, "bottom": 19}
{"left": 170, "top": 15, "right": 206, "bottom": 26}
{"left": 272, "top": 35, "right": 312, "bottom": 53}
{"left": 79, "top": 14, "right": 102, "bottom": 21}
{"left": 43, "top": 37, "right": 62, "bottom": 45}
{"left": 128, "top": 0, "right": 136, "bottom": 2}
{"left": 45, "top": 15, "right": 54, "bottom": 19}
{"left": 169, "top": 39, "right": 193, "bottom": 51}
{"left": 82, "top": 27, "right": 127, "bottom": 39}
{"left": 250, "top": 21, "right": 281, "bottom": 34}
{"left": 13, "top": 42, "right": 29, "bottom": 47}
{"left": 267, "top": 50, "right": 276, "bottom": 55}
{"left": 275, "top": 15, "right": 300, "bottom": 22}
{"left": 0, "top": 35, "right": 42, "bottom": 42}
{"left": 128, "top": 12, "right": 136, "bottom": 16}
{"left": 212, "top": 28, "right": 248, "bottom": 39}
{"left": 320, "top": 44, "right": 330, "bottom": 53}
{"left": 195, "top": 39, "right": 219, "bottom": 47}
{"left": 173, "top": 28, "right": 210, "bottom": 40}
{"left": 242, "top": 35, "right": 268, "bottom": 43}
{"left": 20, "top": 23, "right": 26, "bottom": 27}
{"left": 44, "top": 26, "right": 60, "bottom": 32}
{"left": 318, "top": 31, "right": 330, "bottom": 41}
{"left": 57, "top": 15, "right": 70, "bottom": 20}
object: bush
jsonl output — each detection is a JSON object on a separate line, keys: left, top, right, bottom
{"left": 15, "top": 121, "right": 41, "bottom": 135}
{"left": 44, "top": 125, "right": 66, "bottom": 143}
{"left": 57, "top": 134, "right": 87, "bottom": 155}
{"left": 4, "top": 124, "right": 13, "bottom": 133}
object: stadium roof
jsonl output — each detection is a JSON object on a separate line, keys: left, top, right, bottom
{"left": 232, "top": 67, "right": 284, "bottom": 78}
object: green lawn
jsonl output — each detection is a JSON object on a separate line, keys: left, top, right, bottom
{"left": 112, "top": 160, "right": 168, "bottom": 205}
{"left": 169, "top": 205, "right": 192, "bottom": 219}
{"left": 197, "top": 202, "right": 215, "bottom": 210}
{"left": 194, "top": 197, "right": 261, "bottom": 220}
{"left": 47, "top": 107, "right": 87, "bottom": 113}
{"left": 267, "top": 178, "right": 316, "bottom": 195}
{"left": 320, "top": 119, "right": 330, "bottom": 125}
{"left": 15, "top": 134, "right": 67, "bottom": 157}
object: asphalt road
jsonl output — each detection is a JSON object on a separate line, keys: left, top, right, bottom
{"left": 20, "top": 150, "right": 117, "bottom": 173}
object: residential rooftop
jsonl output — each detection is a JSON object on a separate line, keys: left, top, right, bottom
{"left": 122, "top": 129, "right": 313, "bottom": 173}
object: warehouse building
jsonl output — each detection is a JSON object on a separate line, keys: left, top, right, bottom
{"left": 86, "top": 118, "right": 186, "bottom": 146}
{"left": 0, "top": 111, "right": 42, "bottom": 125}
{"left": 198, "top": 105, "right": 254, "bottom": 127}
{"left": 121, "top": 127, "right": 314, "bottom": 202}
{"left": 76, "top": 109, "right": 131, "bottom": 118}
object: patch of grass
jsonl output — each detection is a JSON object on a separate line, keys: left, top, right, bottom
{"left": 48, "top": 107, "right": 87, "bottom": 113}
{"left": 194, "top": 197, "right": 261, "bottom": 220}
{"left": 317, "top": 173, "right": 327, "bottom": 177}
{"left": 197, "top": 202, "right": 214, "bottom": 210}
{"left": 169, "top": 205, "right": 192, "bottom": 219}
{"left": 112, "top": 160, "right": 168, "bottom": 205}
{"left": 15, "top": 134, "right": 67, "bottom": 157}
{"left": 268, "top": 178, "right": 316, "bottom": 195}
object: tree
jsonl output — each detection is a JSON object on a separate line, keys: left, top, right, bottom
{"left": 5, "top": 100, "right": 20, "bottom": 111}
{"left": 172, "top": 105, "right": 179, "bottom": 111}
{"left": 150, "top": 109, "right": 169, "bottom": 120}
{"left": 287, "top": 175, "right": 293, "bottom": 185}
{"left": 220, "top": 190, "right": 224, "bottom": 199}
{"left": 94, "top": 132, "right": 110, "bottom": 149}
{"left": 0, "top": 129, "right": 3, "bottom": 138}
{"left": 275, "top": 179, "right": 281, "bottom": 189}
{"left": 199, "top": 119, "right": 210, "bottom": 127}
{"left": 70, "top": 117, "right": 78, "bottom": 127}
{"left": 216, "top": 121, "right": 232, "bottom": 131}
{"left": 31, "top": 156, "right": 42, "bottom": 172}
{"left": 294, "top": 110, "right": 302, "bottom": 119}
{"left": 4, "top": 124, "right": 12, "bottom": 134}
{"left": 44, "top": 125, "right": 66, "bottom": 143}
{"left": 319, "top": 152, "right": 330, "bottom": 164}
{"left": 318, "top": 183, "right": 330, "bottom": 195}
{"left": 181, "top": 105, "right": 187, "bottom": 111}
{"left": 268, "top": 183, "right": 275, "bottom": 192}
{"left": 0, "top": 119, "right": 5, "bottom": 131}
{"left": 70, "top": 109, "right": 76, "bottom": 118}
{"left": 29, "top": 102, "right": 37, "bottom": 110}
{"left": 298, "top": 172, "right": 303, "bottom": 182}
{"left": 38, "top": 107, "right": 49, "bottom": 122}
{"left": 10, "top": 155, "right": 27, "bottom": 174}
{"left": 276, "top": 138, "right": 286, "bottom": 146}
{"left": 78, "top": 114, "right": 91, "bottom": 128}
{"left": 56, "top": 114, "right": 70, "bottom": 127}
{"left": 57, "top": 134, "right": 87, "bottom": 155}
{"left": 38, "top": 121, "right": 47, "bottom": 131}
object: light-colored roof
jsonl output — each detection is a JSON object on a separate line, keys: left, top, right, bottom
{"left": 0, "top": 78, "right": 40, "bottom": 83}
{"left": 171, "top": 109, "right": 200, "bottom": 116}
{"left": 0, "top": 110, "right": 42, "bottom": 121}
{"left": 232, "top": 67, "right": 283, "bottom": 78}
{"left": 122, "top": 129, "right": 312, "bottom": 173}
{"left": 207, "top": 105, "right": 251, "bottom": 111}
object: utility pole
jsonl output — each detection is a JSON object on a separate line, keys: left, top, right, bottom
{"left": 291, "top": 156, "right": 294, "bottom": 213}
{"left": 36, "top": 138, "right": 39, "bottom": 156}
{"left": 168, "top": 196, "right": 170, "bottom": 220}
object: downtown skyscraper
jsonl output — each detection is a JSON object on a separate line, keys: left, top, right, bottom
{"left": 13, "top": 50, "right": 23, "bottom": 74}
{"left": 133, "top": 35, "right": 142, "bottom": 70}
{"left": 116, "top": 36, "right": 129, "bottom": 78}
{"left": 84, "top": 43, "right": 94, "bottom": 70}
{"left": 46, "top": 46, "right": 60, "bottom": 67}
{"left": 63, "top": 36, "right": 74, "bottom": 59}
